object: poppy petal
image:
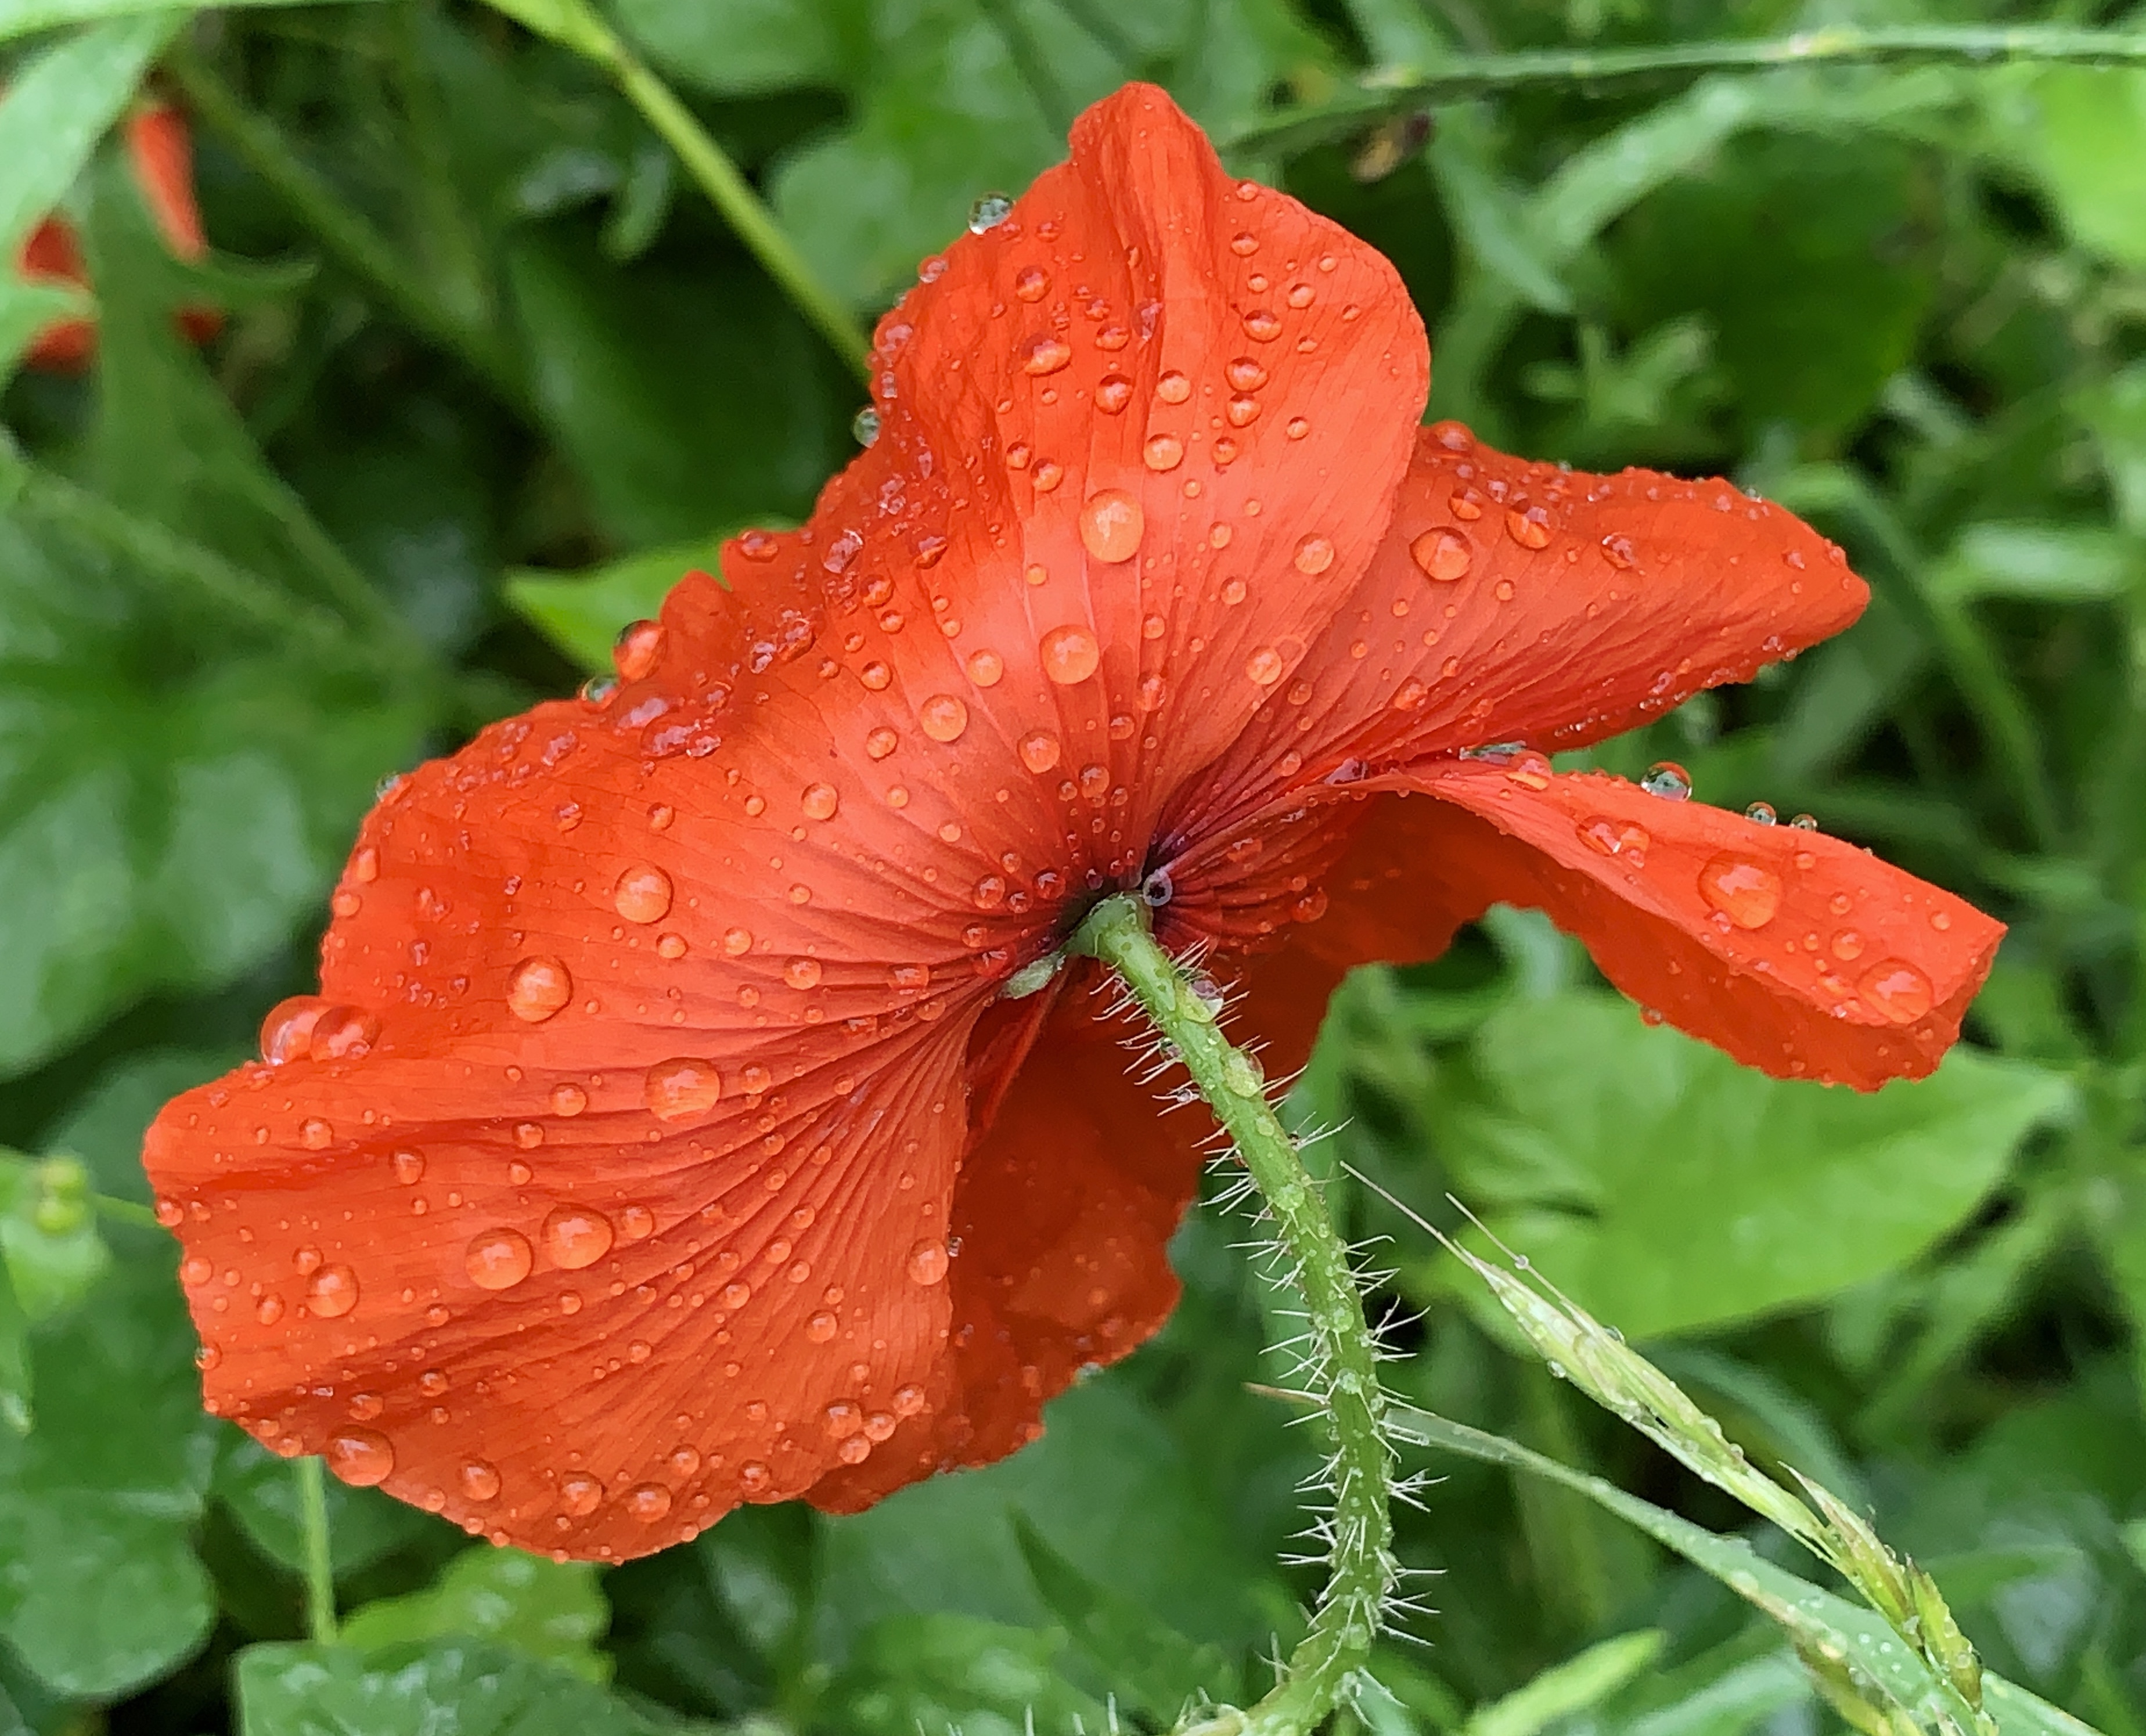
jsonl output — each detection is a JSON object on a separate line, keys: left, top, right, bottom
{"left": 1170, "top": 424, "right": 1866, "bottom": 834}
{"left": 806, "top": 964, "right": 1204, "bottom": 1511}
{"left": 650, "top": 81, "right": 1424, "bottom": 902}
{"left": 143, "top": 700, "right": 1017, "bottom": 1560}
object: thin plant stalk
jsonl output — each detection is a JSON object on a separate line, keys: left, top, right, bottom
{"left": 1069, "top": 895, "right": 1392, "bottom": 1736}
{"left": 294, "top": 1455, "right": 338, "bottom": 1645}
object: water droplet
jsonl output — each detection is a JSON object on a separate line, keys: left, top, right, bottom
{"left": 349, "top": 1392, "right": 383, "bottom": 1421}
{"left": 307, "top": 1265, "right": 359, "bottom": 1317}
{"left": 1640, "top": 762, "right": 1692, "bottom": 801}
{"left": 968, "top": 192, "right": 1013, "bottom": 233}
{"left": 1410, "top": 527, "right": 1472, "bottom": 582}
{"left": 466, "top": 1228, "right": 534, "bottom": 1290}
{"left": 823, "top": 1400, "right": 862, "bottom": 1439}
{"left": 260, "top": 996, "right": 327, "bottom": 1064}
{"left": 1745, "top": 802, "right": 1778, "bottom": 825}
{"left": 1155, "top": 370, "right": 1191, "bottom": 404}
{"left": 613, "top": 864, "right": 673, "bottom": 924}
{"left": 1859, "top": 959, "right": 1933, "bottom": 1023}
{"left": 801, "top": 783, "right": 840, "bottom": 821}
{"left": 1506, "top": 506, "right": 1551, "bottom": 549}
{"left": 851, "top": 406, "right": 880, "bottom": 446}
{"left": 806, "top": 1310, "right": 838, "bottom": 1343}
{"left": 1093, "top": 374, "right": 1133, "bottom": 414}
{"left": 1226, "top": 356, "right": 1268, "bottom": 391}
{"left": 865, "top": 727, "right": 899, "bottom": 761}
{"left": 1020, "top": 333, "right": 1071, "bottom": 375}
{"left": 1245, "top": 647, "right": 1284, "bottom": 686}
{"left": 559, "top": 1472, "right": 602, "bottom": 1516}
{"left": 784, "top": 957, "right": 824, "bottom": 990}
{"left": 739, "top": 1461, "right": 771, "bottom": 1493}
{"left": 645, "top": 1058, "right": 722, "bottom": 1121}
{"left": 1230, "top": 231, "right": 1259, "bottom": 256}
{"left": 1078, "top": 489, "right": 1143, "bottom": 563}
{"left": 1789, "top": 812, "right": 1819, "bottom": 830}
{"left": 1013, "top": 265, "right": 1049, "bottom": 301}
{"left": 459, "top": 1460, "right": 501, "bottom": 1502}
{"left": 860, "top": 660, "right": 891, "bottom": 690}
{"left": 1020, "top": 731, "right": 1061, "bottom": 773}
{"left": 542, "top": 1205, "right": 615, "bottom": 1270}
{"left": 1830, "top": 930, "right": 1865, "bottom": 961}
{"left": 326, "top": 1428, "right": 394, "bottom": 1487}
{"left": 1600, "top": 534, "right": 1638, "bottom": 570}
{"left": 618, "top": 1205, "right": 656, "bottom": 1241}
{"left": 1697, "top": 853, "right": 1782, "bottom": 929}
{"left": 392, "top": 1150, "right": 424, "bottom": 1184}
{"left": 1577, "top": 816, "right": 1650, "bottom": 861}
{"left": 1040, "top": 625, "right": 1100, "bottom": 685}
{"left": 1143, "top": 433, "right": 1184, "bottom": 471}
{"left": 966, "top": 649, "right": 1004, "bottom": 687}
{"left": 256, "top": 1294, "right": 284, "bottom": 1326}
{"left": 507, "top": 957, "right": 572, "bottom": 1022}
{"left": 908, "top": 1240, "right": 949, "bottom": 1285}
{"left": 892, "top": 1383, "right": 927, "bottom": 1417}
{"left": 919, "top": 694, "right": 969, "bottom": 742}
{"left": 626, "top": 1483, "right": 673, "bottom": 1522}
{"left": 1243, "top": 309, "right": 1281, "bottom": 341}
{"left": 1286, "top": 416, "right": 1310, "bottom": 440}
{"left": 1293, "top": 535, "right": 1334, "bottom": 575}
{"left": 614, "top": 618, "right": 664, "bottom": 682}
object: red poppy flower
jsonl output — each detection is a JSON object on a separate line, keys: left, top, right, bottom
{"left": 17, "top": 99, "right": 218, "bottom": 370}
{"left": 144, "top": 84, "right": 2001, "bottom": 1561}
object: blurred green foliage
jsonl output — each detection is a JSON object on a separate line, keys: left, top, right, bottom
{"left": 2, "top": 0, "right": 2145, "bottom": 1731}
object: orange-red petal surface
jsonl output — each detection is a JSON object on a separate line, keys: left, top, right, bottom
{"left": 1169, "top": 424, "right": 1866, "bottom": 840}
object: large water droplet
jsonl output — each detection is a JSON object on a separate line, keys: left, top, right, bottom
{"left": 1697, "top": 853, "right": 1782, "bottom": 929}
{"left": 311, "top": 1007, "right": 378, "bottom": 1061}
{"left": 1505, "top": 506, "right": 1551, "bottom": 549}
{"left": 1243, "top": 309, "right": 1281, "bottom": 341}
{"left": 892, "top": 1382, "right": 928, "bottom": 1417}
{"left": 1576, "top": 816, "right": 1650, "bottom": 862}
{"left": 1854, "top": 956, "right": 1937, "bottom": 1026}
{"left": 1019, "top": 334, "right": 1071, "bottom": 376}
{"left": 806, "top": 1310, "right": 838, "bottom": 1342}
{"left": 1245, "top": 647, "right": 1284, "bottom": 686}
{"left": 919, "top": 694, "right": 969, "bottom": 743}
{"left": 543, "top": 1205, "right": 615, "bottom": 1270}
{"left": 645, "top": 1058, "right": 722, "bottom": 1122}
{"left": 966, "top": 649, "right": 1004, "bottom": 687}
{"left": 1078, "top": 490, "right": 1143, "bottom": 563}
{"left": 614, "top": 865, "right": 673, "bottom": 924}
{"left": 1640, "top": 762, "right": 1692, "bottom": 801}
{"left": 801, "top": 783, "right": 840, "bottom": 821}
{"left": 459, "top": 1460, "right": 501, "bottom": 1502}
{"left": 851, "top": 406, "right": 880, "bottom": 446}
{"left": 507, "top": 957, "right": 572, "bottom": 1022}
{"left": 784, "top": 957, "right": 824, "bottom": 990}
{"left": 1410, "top": 527, "right": 1472, "bottom": 582}
{"left": 908, "top": 1240, "right": 949, "bottom": 1285}
{"left": 1142, "top": 433, "right": 1183, "bottom": 472}
{"left": 260, "top": 995, "right": 327, "bottom": 1064}
{"left": 1020, "top": 731, "right": 1061, "bottom": 773}
{"left": 614, "top": 618, "right": 664, "bottom": 682}
{"left": 1095, "top": 374, "right": 1132, "bottom": 414}
{"left": 466, "top": 1229, "right": 534, "bottom": 1290}
{"left": 1293, "top": 535, "right": 1335, "bottom": 575}
{"left": 559, "top": 1472, "right": 603, "bottom": 1516}
{"left": 968, "top": 192, "right": 1014, "bottom": 233}
{"left": 307, "top": 1265, "right": 360, "bottom": 1318}
{"left": 626, "top": 1483, "right": 673, "bottom": 1522}
{"left": 326, "top": 1428, "right": 394, "bottom": 1488}
{"left": 1039, "top": 625, "right": 1100, "bottom": 686}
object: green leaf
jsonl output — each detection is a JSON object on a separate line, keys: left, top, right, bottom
{"left": 42, "top": 1047, "right": 240, "bottom": 1204}
{"left": 1930, "top": 524, "right": 2142, "bottom": 606}
{"left": 821, "top": 1612, "right": 1108, "bottom": 1736}
{"left": 504, "top": 538, "right": 729, "bottom": 673}
{"left": 0, "top": 0, "right": 371, "bottom": 42}
{"left": 0, "top": 1251, "right": 217, "bottom": 1698}
{"left": 503, "top": 226, "right": 847, "bottom": 546}
{"left": 608, "top": 0, "right": 845, "bottom": 93}
{"left": 339, "top": 1548, "right": 613, "bottom": 1684}
{"left": 233, "top": 1641, "right": 688, "bottom": 1736}
{"left": 1998, "top": 68, "right": 2146, "bottom": 269}
{"left": 1463, "top": 1629, "right": 1665, "bottom": 1736}
{"left": 0, "top": 1260, "right": 28, "bottom": 1437}
{"left": 1434, "top": 991, "right": 2070, "bottom": 1340}
{"left": 214, "top": 1433, "right": 437, "bottom": 1579}
{"left": 0, "top": 280, "right": 82, "bottom": 384}
{"left": 1013, "top": 1514, "right": 1237, "bottom": 1722}
{"left": 0, "top": 1154, "right": 110, "bottom": 1321}
{"left": 0, "top": 14, "right": 175, "bottom": 256}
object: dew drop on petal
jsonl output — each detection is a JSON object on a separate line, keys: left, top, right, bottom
{"left": 551, "top": 1082, "right": 589, "bottom": 1117}
{"left": 1859, "top": 959, "right": 1933, "bottom": 1023}
{"left": 1020, "top": 334, "right": 1071, "bottom": 376}
{"left": 1143, "top": 433, "right": 1184, "bottom": 471}
{"left": 892, "top": 1383, "right": 927, "bottom": 1417}
{"left": 301, "top": 1118, "right": 334, "bottom": 1150}
{"left": 307, "top": 1265, "right": 360, "bottom": 1318}
{"left": 784, "top": 957, "right": 824, "bottom": 991}
{"left": 1293, "top": 535, "right": 1335, "bottom": 575}
{"left": 392, "top": 1150, "right": 425, "bottom": 1184}
{"left": 919, "top": 694, "right": 969, "bottom": 742}
{"left": 1576, "top": 816, "right": 1650, "bottom": 861}
{"left": 851, "top": 406, "right": 880, "bottom": 446}
{"left": 1697, "top": 853, "right": 1783, "bottom": 930}
{"left": 614, "top": 865, "right": 673, "bottom": 923}
{"left": 1020, "top": 731, "right": 1062, "bottom": 773}
{"left": 1505, "top": 506, "right": 1551, "bottom": 549}
{"left": 966, "top": 649, "right": 1004, "bottom": 687}
{"left": 614, "top": 618, "right": 664, "bottom": 682}
{"left": 543, "top": 1205, "right": 615, "bottom": 1270}
{"left": 460, "top": 1460, "right": 501, "bottom": 1502}
{"left": 806, "top": 1310, "right": 838, "bottom": 1343}
{"left": 865, "top": 727, "right": 899, "bottom": 760}
{"left": 559, "top": 1473, "right": 603, "bottom": 1516}
{"left": 1745, "top": 802, "right": 1778, "bottom": 825}
{"left": 626, "top": 1483, "right": 673, "bottom": 1522}
{"left": 801, "top": 783, "right": 840, "bottom": 821}
{"left": 466, "top": 1228, "right": 534, "bottom": 1290}
{"left": 1640, "top": 762, "right": 1692, "bottom": 801}
{"left": 1078, "top": 489, "right": 1144, "bottom": 563}
{"left": 908, "top": 1240, "right": 950, "bottom": 1285}
{"left": 968, "top": 192, "right": 1013, "bottom": 233}
{"left": 260, "top": 995, "right": 327, "bottom": 1064}
{"left": 1095, "top": 374, "right": 1132, "bottom": 414}
{"left": 645, "top": 1059, "right": 722, "bottom": 1122}
{"left": 618, "top": 1205, "right": 656, "bottom": 1241}
{"left": 326, "top": 1428, "right": 394, "bottom": 1487}
{"left": 1245, "top": 647, "right": 1284, "bottom": 686}
{"left": 1410, "top": 528, "right": 1472, "bottom": 582}
{"left": 1243, "top": 309, "right": 1281, "bottom": 340}
{"left": 507, "top": 957, "right": 572, "bottom": 1022}
{"left": 1039, "top": 625, "right": 1100, "bottom": 686}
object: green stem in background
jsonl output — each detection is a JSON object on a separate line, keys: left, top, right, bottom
{"left": 1068, "top": 895, "right": 1392, "bottom": 1736}
{"left": 295, "top": 1456, "right": 337, "bottom": 1645}
{"left": 479, "top": 0, "right": 870, "bottom": 382}
{"left": 1230, "top": 25, "right": 2146, "bottom": 154}
{"left": 160, "top": 42, "right": 525, "bottom": 406}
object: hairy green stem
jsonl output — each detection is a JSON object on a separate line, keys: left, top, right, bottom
{"left": 1068, "top": 895, "right": 1392, "bottom": 1736}
{"left": 482, "top": 0, "right": 870, "bottom": 381}
{"left": 1230, "top": 25, "right": 2146, "bottom": 153}
{"left": 161, "top": 43, "right": 525, "bottom": 405}
{"left": 295, "top": 1455, "right": 337, "bottom": 1645}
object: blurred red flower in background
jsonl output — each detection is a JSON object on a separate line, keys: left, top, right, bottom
{"left": 16, "top": 99, "right": 218, "bottom": 369}
{"left": 144, "top": 84, "right": 2001, "bottom": 1562}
